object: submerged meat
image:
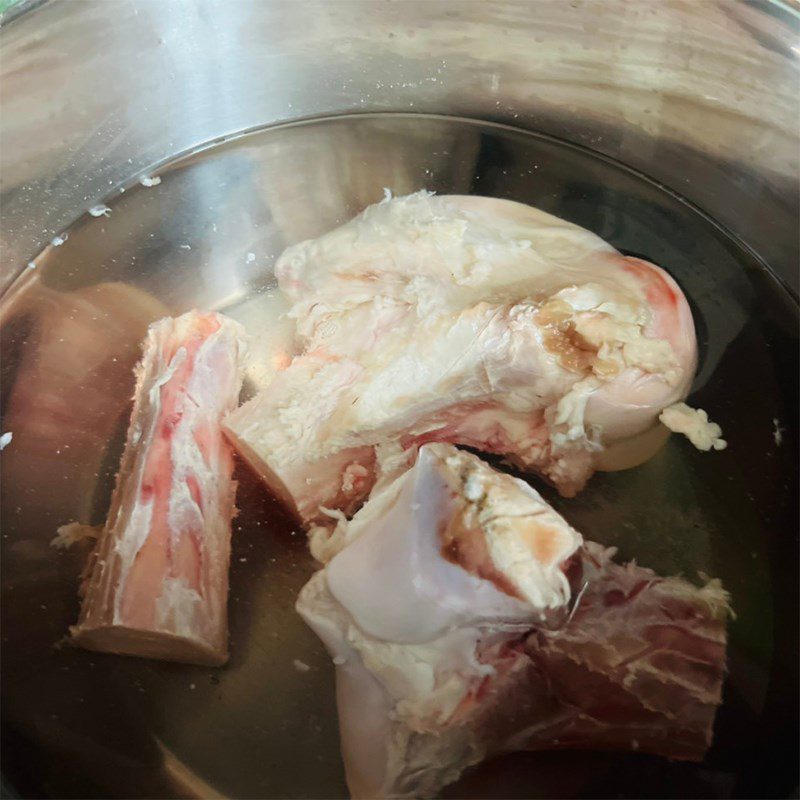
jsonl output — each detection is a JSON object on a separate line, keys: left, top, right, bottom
{"left": 225, "top": 192, "right": 699, "bottom": 526}
{"left": 71, "top": 311, "right": 247, "bottom": 666}
{"left": 297, "top": 444, "right": 729, "bottom": 799}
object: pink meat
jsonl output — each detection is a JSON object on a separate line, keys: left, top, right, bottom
{"left": 465, "top": 542, "right": 728, "bottom": 764}
{"left": 71, "top": 310, "right": 246, "bottom": 666}
{"left": 297, "top": 444, "right": 729, "bottom": 798}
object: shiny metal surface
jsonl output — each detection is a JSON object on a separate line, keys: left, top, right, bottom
{"left": 1, "top": 1, "right": 798, "bottom": 293}
{"left": 2, "top": 114, "right": 798, "bottom": 799}
{"left": 0, "top": 2, "right": 798, "bottom": 799}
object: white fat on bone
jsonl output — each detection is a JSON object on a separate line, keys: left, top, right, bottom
{"left": 297, "top": 444, "right": 582, "bottom": 797}
{"left": 298, "top": 443, "right": 582, "bottom": 796}
{"left": 71, "top": 311, "right": 247, "bottom": 666}
{"left": 297, "top": 443, "right": 730, "bottom": 798}
{"left": 225, "top": 192, "right": 701, "bottom": 526}
{"left": 317, "top": 444, "right": 581, "bottom": 641}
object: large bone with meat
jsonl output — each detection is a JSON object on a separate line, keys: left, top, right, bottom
{"left": 297, "top": 443, "right": 729, "bottom": 799}
{"left": 71, "top": 311, "right": 246, "bottom": 666}
{"left": 225, "top": 192, "right": 698, "bottom": 526}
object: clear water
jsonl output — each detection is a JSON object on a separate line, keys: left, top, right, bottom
{"left": 1, "top": 114, "right": 797, "bottom": 799}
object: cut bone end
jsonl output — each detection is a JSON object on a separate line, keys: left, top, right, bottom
{"left": 70, "top": 623, "right": 228, "bottom": 666}
{"left": 223, "top": 423, "right": 306, "bottom": 524}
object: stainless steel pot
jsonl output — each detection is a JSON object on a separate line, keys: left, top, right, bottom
{"left": 1, "top": 2, "right": 797, "bottom": 798}
{"left": 2, "top": 0, "right": 798, "bottom": 293}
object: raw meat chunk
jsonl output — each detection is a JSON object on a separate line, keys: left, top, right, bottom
{"left": 71, "top": 311, "right": 246, "bottom": 666}
{"left": 298, "top": 444, "right": 729, "bottom": 798}
{"left": 226, "top": 193, "right": 698, "bottom": 526}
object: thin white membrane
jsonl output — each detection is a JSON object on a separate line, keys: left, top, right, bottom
{"left": 298, "top": 444, "right": 580, "bottom": 797}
